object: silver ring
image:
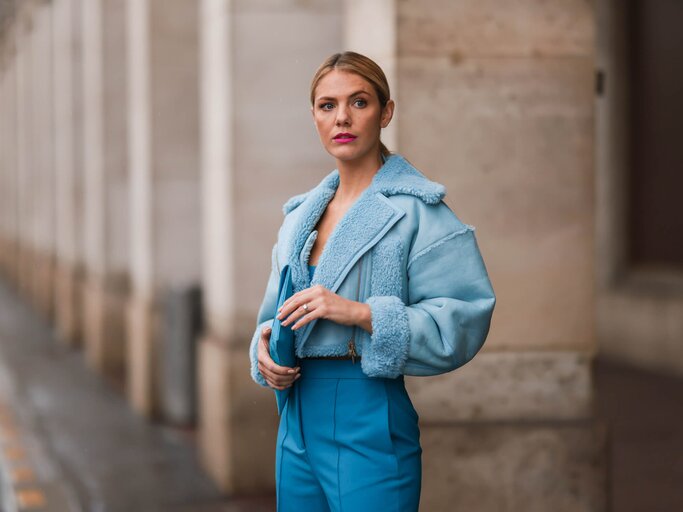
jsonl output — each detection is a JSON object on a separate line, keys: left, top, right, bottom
{"left": 302, "top": 303, "right": 309, "bottom": 312}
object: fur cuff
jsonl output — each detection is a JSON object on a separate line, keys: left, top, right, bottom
{"left": 361, "top": 296, "right": 410, "bottom": 378}
{"left": 250, "top": 319, "right": 273, "bottom": 387}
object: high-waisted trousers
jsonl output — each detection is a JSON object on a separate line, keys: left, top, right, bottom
{"left": 275, "top": 357, "right": 422, "bottom": 512}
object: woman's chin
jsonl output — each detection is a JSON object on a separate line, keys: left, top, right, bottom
{"left": 326, "top": 145, "right": 370, "bottom": 162}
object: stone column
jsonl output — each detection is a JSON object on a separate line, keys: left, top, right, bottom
{"left": 595, "top": 0, "right": 683, "bottom": 377}
{"left": 0, "top": 41, "right": 12, "bottom": 278}
{"left": 2, "top": 43, "right": 19, "bottom": 284}
{"left": 344, "top": 1, "right": 606, "bottom": 510}
{"left": 81, "top": 0, "right": 130, "bottom": 382}
{"left": 126, "top": 0, "right": 201, "bottom": 417}
{"left": 0, "top": 55, "right": 6, "bottom": 276}
{"left": 53, "top": 0, "right": 84, "bottom": 347}
{"left": 27, "top": 4, "right": 56, "bottom": 320}
{"left": 196, "top": 0, "right": 343, "bottom": 493}
{"left": 14, "top": 6, "right": 34, "bottom": 300}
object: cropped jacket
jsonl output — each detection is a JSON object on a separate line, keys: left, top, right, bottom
{"left": 249, "top": 152, "right": 496, "bottom": 386}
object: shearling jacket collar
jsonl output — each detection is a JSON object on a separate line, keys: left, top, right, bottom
{"left": 282, "top": 153, "right": 446, "bottom": 215}
{"left": 278, "top": 152, "right": 447, "bottom": 350}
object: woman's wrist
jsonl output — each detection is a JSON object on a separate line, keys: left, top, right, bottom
{"left": 353, "top": 301, "right": 373, "bottom": 334}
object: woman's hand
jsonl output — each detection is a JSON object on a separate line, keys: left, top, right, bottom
{"left": 257, "top": 326, "right": 300, "bottom": 390}
{"left": 276, "top": 284, "right": 373, "bottom": 333}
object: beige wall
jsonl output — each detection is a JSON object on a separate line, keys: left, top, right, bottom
{"left": 398, "top": 0, "right": 596, "bottom": 353}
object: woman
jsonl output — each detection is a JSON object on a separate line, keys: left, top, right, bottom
{"left": 249, "top": 51, "right": 496, "bottom": 511}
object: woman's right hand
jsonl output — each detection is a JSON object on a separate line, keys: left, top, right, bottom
{"left": 257, "top": 326, "right": 301, "bottom": 390}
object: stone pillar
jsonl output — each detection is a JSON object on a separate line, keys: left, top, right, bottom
{"left": 27, "top": 4, "right": 56, "bottom": 320}
{"left": 2, "top": 47, "right": 18, "bottom": 284}
{"left": 196, "top": 0, "right": 343, "bottom": 493}
{"left": 53, "top": 0, "right": 84, "bottom": 347}
{"left": 81, "top": 0, "right": 130, "bottom": 382}
{"left": 0, "top": 41, "right": 13, "bottom": 279}
{"left": 343, "top": 1, "right": 606, "bottom": 509}
{"left": 126, "top": 0, "right": 201, "bottom": 417}
{"left": 595, "top": 0, "right": 683, "bottom": 377}
{"left": 347, "top": 0, "right": 605, "bottom": 512}
{"left": 14, "top": 6, "right": 34, "bottom": 301}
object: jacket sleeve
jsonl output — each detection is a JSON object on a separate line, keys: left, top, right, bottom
{"left": 361, "top": 226, "right": 496, "bottom": 378}
{"left": 248, "top": 242, "right": 280, "bottom": 387}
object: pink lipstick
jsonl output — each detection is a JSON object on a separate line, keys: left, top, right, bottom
{"left": 333, "top": 132, "right": 357, "bottom": 144}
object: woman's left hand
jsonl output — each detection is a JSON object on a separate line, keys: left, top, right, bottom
{"left": 276, "top": 284, "right": 372, "bottom": 332}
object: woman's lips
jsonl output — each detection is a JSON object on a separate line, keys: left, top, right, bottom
{"left": 333, "top": 135, "right": 357, "bottom": 144}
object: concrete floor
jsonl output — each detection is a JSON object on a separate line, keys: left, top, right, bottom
{"left": 0, "top": 279, "right": 275, "bottom": 512}
{"left": 0, "top": 277, "right": 681, "bottom": 511}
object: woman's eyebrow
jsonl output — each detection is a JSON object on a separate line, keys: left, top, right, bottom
{"left": 317, "top": 90, "right": 370, "bottom": 101}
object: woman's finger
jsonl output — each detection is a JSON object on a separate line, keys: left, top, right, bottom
{"left": 281, "top": 300, "right": 317, "bottom": 328}
{"left": 277, "top": 286, "right": 320, "bottom": 320}
{"left": 257, "top": 337, "right": 299, "bottom": 376}
{"left": 259, "top": 362, "right": 299, "bottom": 387}
{"left": 265, "top": 372, "right": 302, "bottom": 390}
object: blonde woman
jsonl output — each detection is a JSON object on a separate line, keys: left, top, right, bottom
{"left": 249, "top": 51, "right": 496, "bottom": 511}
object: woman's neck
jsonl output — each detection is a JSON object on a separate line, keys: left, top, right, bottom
{"left": 334, "top": 151, "right": 384, "bottom": 206}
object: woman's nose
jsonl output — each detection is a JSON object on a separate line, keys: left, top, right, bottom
{"left": 335, "top": 105, "right": 350, "bottom": 125}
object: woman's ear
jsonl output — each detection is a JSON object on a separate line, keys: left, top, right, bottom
{"left": 380, "top": 99, "right": 395, "bottom": 128}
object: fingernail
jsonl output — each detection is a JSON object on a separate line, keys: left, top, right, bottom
{"left": 287, "top": 369, "right": 295, "bottom": 374}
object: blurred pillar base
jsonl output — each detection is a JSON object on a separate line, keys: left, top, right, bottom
{"left": 30, "top": 248, "right": 55, "bottom": 321}
{"left": 421, "top": 420, "right": 607, "bottom": 511}
{"left": 408, "top": 350, "right": 608, "bottom": 511}
{"left": 0, "top": 236, "right": 20, "bottom": 288}
{"left": 17, "top": 243, "right": 34, "bottom": 301}
{"left": 82, "top": 276, "right": 128, "bottom": 386}
{"left": 126, "top": 293, "right": 160, "bottom": 418}
{"left": 197, "top": 334, "right": 277, "bottom": 494}
{"left": 54, "top": 259, "right": 85, "bottom": 348}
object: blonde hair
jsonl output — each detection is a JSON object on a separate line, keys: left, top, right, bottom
{"left": 310, "top": 51, "right": 392, "bottom": 159}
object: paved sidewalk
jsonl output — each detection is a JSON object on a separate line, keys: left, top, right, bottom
{"left": 0, "top": 280, "right": 275, "bottom": 512}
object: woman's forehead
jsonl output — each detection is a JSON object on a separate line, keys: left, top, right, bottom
{"left": 314, "top": 70, "right": 374, "bottom": 100}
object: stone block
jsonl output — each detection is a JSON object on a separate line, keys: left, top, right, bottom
{"left": 197, "top": 334, "right": 278, "bottom": 494}
{"left": 398, "top": 55, "right": 595, "bottom": 352}
{"left": 82, "top": 277, "right": 128, "bottom": 383}
{"left": 126, "top": 294, "right": 160, "bottom": 418}
{"left": 420, "top": 420, "right": 607, "bottom": 512}
{"left": 598, "top": 291, "right": 683, "bottom": 377}
{"left": 17, "top": 245, "right": 34, "bottom": 302}
{"left": 34, "top": 250, "right": 56, "bottom": 321}
{"left": 406, "top": 351, "right": 594, "bottom": 422}
{"left": 398, "top": 0, "right": 594, "bottom": 58}
{"left": 53, "top": 259, "right": 84, "bottom": 348}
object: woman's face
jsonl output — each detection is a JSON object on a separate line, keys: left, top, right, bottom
{"left": 311, "top": 69, "right": 394, "bottom": 164}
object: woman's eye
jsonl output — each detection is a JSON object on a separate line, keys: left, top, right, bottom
{"left": 319, "top": 102, "right": 334, "bottom": 110}
{"left": 354, "top": 98, "right": 367, "bottom": 107}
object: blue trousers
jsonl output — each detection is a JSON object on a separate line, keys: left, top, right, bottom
{"left": 275, "top": 358, "right": 422, "bottom": 511}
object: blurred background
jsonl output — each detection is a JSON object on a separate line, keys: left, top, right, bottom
{"left": 0, "top": 0, "right": 681, "bottom": 511}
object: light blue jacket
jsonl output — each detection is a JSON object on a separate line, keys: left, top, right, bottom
{"left": 249, "top": 152, "right": 496, "bottom": 386}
